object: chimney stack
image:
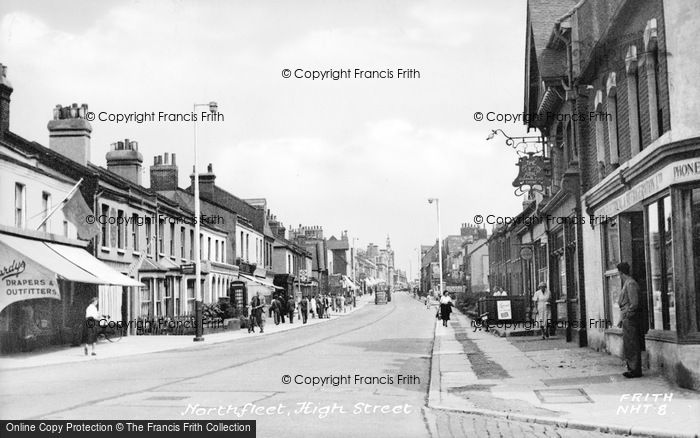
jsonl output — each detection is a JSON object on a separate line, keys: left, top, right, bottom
{"left": 0, "top": 64, "right": 12, "bottom": 138}
{"left": 106, "top": 138, "right": 143, "bottom": 185}
{"left": 150, "top": 152, "right": 179, "bottom": 191}
{"left": 190, "top": 162, "right": 216, "bottom": 199}
{"left": 47, "top": 103, "right": 92, "bottom": 165}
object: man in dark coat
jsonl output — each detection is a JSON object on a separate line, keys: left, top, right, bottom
{"left": 270, "top": 296, "right": 282, "bottom": 325}
{"left": 287, "top": 296, "right": 296, "bottom": 323}
{"left": 316, "top": 295, "right": 324, "bottom": 319}
{"left": 300, "top": 297, "right": 309, "bottom": 324}
{"left": 617, "top": 262, "right": 643, "bottom": 378}
{"left": 250, "top": 292, "right": 264, "bottom": 333}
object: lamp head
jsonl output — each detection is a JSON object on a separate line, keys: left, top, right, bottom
{"left": 208, "top": 101, "right": 218, "bottom": 113}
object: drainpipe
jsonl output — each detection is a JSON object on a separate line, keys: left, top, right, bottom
{"left": 560, "top": 14, "right": 589, "bottom": 347}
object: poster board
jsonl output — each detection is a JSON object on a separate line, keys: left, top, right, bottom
{"left": 496, "top": 300, "right": 512, "bottom": 320}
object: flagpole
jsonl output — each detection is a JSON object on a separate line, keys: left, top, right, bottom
{"left": 36, "top": 178, "right": 83, "bottom": 231}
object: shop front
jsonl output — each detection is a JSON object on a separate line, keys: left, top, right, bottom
{"left": 0, "top": 232, "right": 143, "bottom": 354}
{"left": 584, "top": 152, "right": 700, "bottom": 390}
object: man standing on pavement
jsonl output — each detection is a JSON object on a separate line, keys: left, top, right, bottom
{"left": 250, "top": 292, "right": 264, "bottom": 333}
{"left": 300, "top": 296, "right": 309, "bottom": 324}
{"left": 287, "top": 295, "right": 296, "bottom": 323}
{"left": 617, "top": 262, "right": 643, "bottom": 378}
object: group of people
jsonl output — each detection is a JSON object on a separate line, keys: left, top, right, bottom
{"left": 247, "top": 292, "right": 353, "bottom": 333}
{"left": 497, "top": 260, "right": 643, "bottom": 379}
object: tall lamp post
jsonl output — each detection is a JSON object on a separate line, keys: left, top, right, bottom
{"left": 428, "top": 198, "right": 443, "bottom": 299}
{"left": 193, "top": 101, "right": 218, "bottom": 342}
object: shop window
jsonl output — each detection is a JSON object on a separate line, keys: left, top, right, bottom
{"left": 551, "top": 230, "right": 565, "bottom": 300}
{"left": 692, "top": 189, "right": 700, "bottom": 330}
{"left": 603, "top": 219, "right": 621, "bottom": 326}
{"left": 647, "top": 196, "right": 675, "bottom": 331}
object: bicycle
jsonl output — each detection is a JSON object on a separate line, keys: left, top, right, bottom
{"left": 96, "top": 315, "right": 123, "bottom": 342}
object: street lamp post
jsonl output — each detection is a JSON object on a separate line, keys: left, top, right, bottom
{"left": 428, "top": 198, "right": 443, "bottom": 299}
{"left": 352, "top": 237, "right": 359, "bottom": 305}
{"left": 193, "top": 101, "right": 218, "bottom": 342}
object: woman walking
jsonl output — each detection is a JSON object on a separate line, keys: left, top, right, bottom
{"left": 81, "top": 297, "right": 99, "bottom": 356}
{"left": 439, "top": 291, "right": 453, "bottom": 327}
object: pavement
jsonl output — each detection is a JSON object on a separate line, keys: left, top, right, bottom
{"left": 0, "top": 294, "right": 374, "bottom": 371}
{"left": 427, "top": 304, "right": 700, "bottom": 438}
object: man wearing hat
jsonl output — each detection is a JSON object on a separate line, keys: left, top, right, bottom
{"left": 532, "top": 281, "right": 551, "bottom": 339}
{"left": 617, "top": 262, "right": 643, "bottom": 378}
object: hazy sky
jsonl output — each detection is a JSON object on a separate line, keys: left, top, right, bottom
{"left": 0, "top": 0, "right": 531, "bottom": 279}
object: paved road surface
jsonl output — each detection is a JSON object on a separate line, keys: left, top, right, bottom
{"left": 0, "top": 293, "right": 633, "bottom": 437}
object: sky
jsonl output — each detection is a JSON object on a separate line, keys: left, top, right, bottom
{"left": 0, "top": 0, "right": 531, "bottom": 280}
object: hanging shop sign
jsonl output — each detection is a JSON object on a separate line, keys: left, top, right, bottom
{"left": 512, "top": 152, "right": 552, "bottom": 196}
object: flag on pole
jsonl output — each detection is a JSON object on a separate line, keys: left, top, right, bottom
{"left": 62, "top": 189, "right": 100, "bottom": 239}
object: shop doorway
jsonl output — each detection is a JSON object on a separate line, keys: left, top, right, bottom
{"left": 620, "top": 212, "right": 648, "bottom": 347}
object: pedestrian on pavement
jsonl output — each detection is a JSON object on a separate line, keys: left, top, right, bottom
{"left": 286, "top": 296, "right": 296, "bottom": 324}
{"left": 439, "top": 291, "right": 453, "bottom": 327}
{"left": 617, "top": 262, "right": 643, "bottom": 378}
{"left": 310, "top": 294, "right": 317, "bottom": 318}
{"left": 300, "top": 296, "right": 309, "bottom": 324}
{"left": 270, "top": 297, "right": 282, "bottom": 325}
{"left": 250, "top": 292, "right": 265, "bottom": 333}
{"left": 340, "top": 294, "right": 346, "bottom": 313}
{"left": 81, "top": 296, "right": 99, "bottom": 356}
{"left": 532, "top": 282, "right": 551, "bottom": 339}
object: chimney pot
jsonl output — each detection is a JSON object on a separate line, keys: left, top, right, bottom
{"left": 171, "top": 153, "right": 176, "bottom": 165}
{"left": 154, "top": 156, "right": 158, "bottom": 165}
{"left": 47, "top": 101, "right": 92, "bottom": 165}
{"left": 164, "top": 152, "right": 169, "bottom": 164}
{"left": 207, "top": 163, "right": 213, "bottom": 173}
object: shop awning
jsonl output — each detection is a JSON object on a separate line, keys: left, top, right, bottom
{"left": 0, "top": 234, "right": 143, "bottom": 287}
{"left": 342, "top": 275, "right": 359, "bottom": 290}
{"left": 239, "top": 273, "right": 283, "bottom": 290}
{"left": 45, "top": 243, "right": 143, "bottom": 287}
{"left": 0, "top": 234, "right": 142, "bottom": 312}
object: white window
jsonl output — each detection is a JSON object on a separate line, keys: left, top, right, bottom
{"left": 41, "top": 192, "right": 51, "bottom": 232}
{"left": 14, "top": 183, "right": 25, "bottom": 228}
